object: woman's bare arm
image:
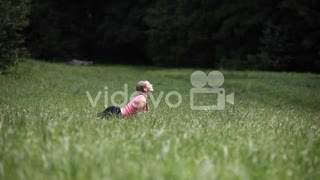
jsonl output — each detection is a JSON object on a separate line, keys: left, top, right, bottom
{"left": 134, "top": 97, "right": 147, "bottom": 112}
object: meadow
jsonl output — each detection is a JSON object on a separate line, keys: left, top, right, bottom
{"left": 0, "top": 60, "right": 319, "bottom": 179}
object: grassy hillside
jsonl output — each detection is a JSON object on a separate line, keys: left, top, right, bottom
{"left": 0, "top": 60, "right": 319, "bottom": 179}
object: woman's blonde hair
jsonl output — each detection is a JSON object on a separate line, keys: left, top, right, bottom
{"left": 136, "top": 80, "right": 149, "bottom": 92}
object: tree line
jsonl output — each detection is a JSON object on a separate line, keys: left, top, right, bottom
{"left": 1, "top": 0, "right": 320, "bottom": 72}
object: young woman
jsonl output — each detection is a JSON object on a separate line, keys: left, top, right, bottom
{"left": 98, "top": 80, "right": 154, "bottom": 118}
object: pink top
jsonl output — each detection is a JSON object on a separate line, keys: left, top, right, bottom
{"left": 120, "top": 95, "right": 147, "bottom": 117}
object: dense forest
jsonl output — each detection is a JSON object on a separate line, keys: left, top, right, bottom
{"left": 1, "top": 0, "right": 320, "bottom": 72}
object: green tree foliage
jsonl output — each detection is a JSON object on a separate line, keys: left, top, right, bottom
{"left": 252, "top": 0, "right": 320, "bottom": 71}
{"left": 24, "top": 0, "right": 320, "bottom": 72}
{"left": 27, "top": 0, "right": 154, "bottom": 64}
{"left": 145, "top": 0, "right": 217, "bottom": 67}
{"left": 96, "top": 0, "right": 154, "bottom": 63}
{"left": 27, "top": 0, "right": 102, "bottom": 61}
{"left": 0, "top": 0, "right": 30, "bottom": 73}
{"left": 145, "top": 0, "right": 268, "bottom": 68}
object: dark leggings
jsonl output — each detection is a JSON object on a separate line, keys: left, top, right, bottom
{"left": 98, "top": 106, "right": 121, "bottom": 118}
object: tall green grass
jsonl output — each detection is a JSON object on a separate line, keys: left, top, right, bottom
{"left": 0, "top": 60, "right": 319, "bottom": 179}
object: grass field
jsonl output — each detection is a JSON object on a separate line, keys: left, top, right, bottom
{"left": 0, "top": 60, "right": 320, "bottom": 179}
